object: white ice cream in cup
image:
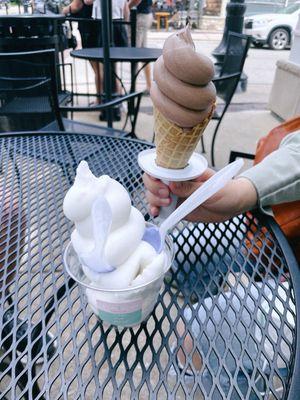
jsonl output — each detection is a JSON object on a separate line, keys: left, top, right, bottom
{"left": 63, "top": 230, "right": 174, "bottom": 328}
{"left": 62, "top": 161, "right": 174, "bottom": 328}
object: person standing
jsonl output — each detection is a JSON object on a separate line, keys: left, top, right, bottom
{"left": 85, "top": 0, "right": 129, "bottom": 119}
{"left": 86, "top": 0, "right": 129, "bottom": 50}
{"left": 64, "top": 0, "right": 129, "bottom": 117}
{"left": 62, "top": 0, "right": 103, "bottom": 105}
{"left": 128, "top": 0, "right": 153, "bottom": 94}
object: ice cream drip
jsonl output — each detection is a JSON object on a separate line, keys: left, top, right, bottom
{"left": 63, "top": 161, "right": 166, "bottom": 289}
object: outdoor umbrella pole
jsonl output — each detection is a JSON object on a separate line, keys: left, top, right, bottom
{"left": 108, "top": 0, "right": 113, "bottom": 46}
{"left": 101, "top": 0, "right": 113, "bottom": 127}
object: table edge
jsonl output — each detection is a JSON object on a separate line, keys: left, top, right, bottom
{"left": 256, "top": 212, "right": 300, "bottom": 400}
{"left": 70, "top": 47, "right": 162, "bottom": 62}
{"left": 0, "top": 130, "right": 154, "bottom": 148}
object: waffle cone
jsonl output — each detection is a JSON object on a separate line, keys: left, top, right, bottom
{"left": 154, "top": 104, "right": 215, "bottom": 169}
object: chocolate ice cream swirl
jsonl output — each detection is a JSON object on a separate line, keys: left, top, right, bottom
{"left": 151, "top": 27, "right": 216, "bottom": 128}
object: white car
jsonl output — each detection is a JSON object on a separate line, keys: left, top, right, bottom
{"left": 244, "top": 2, "right": 300, "bottom": 50}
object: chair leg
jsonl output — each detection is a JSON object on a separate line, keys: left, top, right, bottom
{"left": 57, "top": 114, "right": 65, "bottom": 131}
{"left": 210, "top": 118, "right": 222, "bottom": 167}
{"left": 130, "top": 93, "right": 142, "bottom": 138}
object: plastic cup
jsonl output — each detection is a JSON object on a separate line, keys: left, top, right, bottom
{"left": 63, "top": 230, "right": 174, "bottom": 328}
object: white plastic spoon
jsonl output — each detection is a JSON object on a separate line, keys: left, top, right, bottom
{"left": 142, "top": 159, "right": 244, "bottom": 253}
{"left": 79, "top": 196, "right": 115, "bottom": 273}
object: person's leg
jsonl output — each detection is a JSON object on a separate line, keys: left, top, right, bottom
{"left": 114, "top": 66, "right": 122, "bottom": 96}
{"left": 136, "top": 14, "right": 149, "bottom": 92}
{"left": 112, "top": 24, "right": 128, "bottom": 96}
{"left": 137, "top": 13, "right": 153, "bottom": 92}
{"left": 90, "top": 61, "right": 102, "bottom": 104}
{"left": 144, "top": 64, "right": 152, "bottom": 92}
{"left": 82, "top": 25, "right": 103, "bottom": 104}
{"left": 136, "top": 13, "right": 145, "bottom": 49}
{"left": 144, "top": 13, "right": 153, "bottom": 91}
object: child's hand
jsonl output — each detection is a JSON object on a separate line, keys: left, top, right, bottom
{"left": 143, "top": 170, "right": 258, "bottom": 223}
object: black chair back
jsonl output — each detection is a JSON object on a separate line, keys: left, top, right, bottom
{"left": 0, "top": 49, "right": 64, "bottom": 132}
{"left": 0, "top": 15, "right": 69, "bottom": 91}
{"left": 220, "top": 32, "right": 251, "bottom": 76}
{"left": 216, "top": 32, "right": 251, "bottom": 104}
{"left": 0, "top": 16, "right": 65, "bottom": 51}
{"left": 210, "top": 32, "right": 251, "bottom": 166}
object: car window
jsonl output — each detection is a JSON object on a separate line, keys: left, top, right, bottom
{"left": 276, "top": 3, "right": 300, "bottom": 14}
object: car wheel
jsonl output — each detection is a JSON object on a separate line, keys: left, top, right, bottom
{"left": 268, "top": 28, "right": 289, "bottom": 50}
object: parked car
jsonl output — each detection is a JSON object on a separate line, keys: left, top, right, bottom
{"left": 245, "top": 1, "right": 290, "bottom": 17}
{"left": 243, "top": 2, "right": 300, "bottom": 49}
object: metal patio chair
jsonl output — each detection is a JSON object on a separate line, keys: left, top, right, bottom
{"left": 0, "top": 49, "right": 65, "bottom": 132}
{"left": 0, "top": 49, "right": 143, "bottom": 137}
{"left": 0, "top": 15, "right": 73, "bottom": 104}
{"left": 210, "top": 32, "right": 251, "bottom": 166}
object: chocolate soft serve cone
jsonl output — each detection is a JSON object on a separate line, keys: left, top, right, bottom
{"left": 150, "top": 26, "right": 216, "bottom": 169}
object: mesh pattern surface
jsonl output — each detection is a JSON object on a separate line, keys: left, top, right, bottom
{"left": 154, "top": 106, "right": 214, "bottom": 169}
{"left": 0, "top": 132, "right": 298, "bottom": 400}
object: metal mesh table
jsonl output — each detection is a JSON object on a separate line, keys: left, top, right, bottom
{"left": 70, "top": 47, "right": 162, "bottom": 63}
{"left": 0, "top": 131, "right": 299, "bottom": 400}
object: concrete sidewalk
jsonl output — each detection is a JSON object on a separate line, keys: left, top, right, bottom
{"left": 148, "top": 29, "right": 223, "bottom": 41}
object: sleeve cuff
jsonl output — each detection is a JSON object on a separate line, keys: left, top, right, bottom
{"left": 237, "top": 172, "right": 274, "bottom": 216}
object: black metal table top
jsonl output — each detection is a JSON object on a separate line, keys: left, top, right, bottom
{"left": 71, "top": 47, "right": 162, "bottom": 62}
{"left": 0, "top": 131, "right": 299, "bottom": 400}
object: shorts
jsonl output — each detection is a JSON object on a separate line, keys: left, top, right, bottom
{"left": 112, "top": 23, "right": 128, "bottom": 47}
{"left": 79, "top": 21, "right": 128, "bottom": 48}
{"left": 79, "top": 20, "right": 101, "bottom": 48}
{"left": 136, "top": 13, "right": 153, "bottom": 47}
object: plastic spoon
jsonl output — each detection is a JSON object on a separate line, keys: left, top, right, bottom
{"left": 142, "top": 159, "right": 244, "bottom": 253}
{"left": 79, "top": 196, "right": 115, "bottom": 273}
